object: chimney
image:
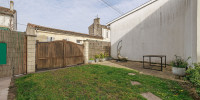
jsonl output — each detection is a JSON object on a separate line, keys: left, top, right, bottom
{"left": 94, "top": 18, "right": 100, "bottom": 25}
{"left": 10, "top": 0, "right": 14, "bottom": 11}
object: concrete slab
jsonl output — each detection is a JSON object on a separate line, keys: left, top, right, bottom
{"left": 131, "top": 81, "right": 141, "bottom": 85}
{"left": 141, "top": 92, "right": 162, "bottom": 100}
{"left": 0, "top": 77, "right": 11, "bottom": 100}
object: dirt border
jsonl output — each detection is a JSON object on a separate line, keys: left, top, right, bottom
{"left": 179, "top": 82, "right": 200, "bottom": 100}
{"left": 7, "top": 77, "right": 17, "bottom": 100}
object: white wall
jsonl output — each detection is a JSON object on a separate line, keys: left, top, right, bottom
{"left": 110, "top": 0, "right": 197, "bottom": 63}
{"left": 197, "top": 0, "right": 200, "bottom": 62}
{"left": 0, "top": 14, "right": 17, "bottom": 30}
{"left": 102, "top": 28, "right": 111, "bottom": 42}
{"left": 36, "top": 30, "right": 104, "bottom": 44}
{"left": 0, "top": 15, "right": 10, "bottom": 28}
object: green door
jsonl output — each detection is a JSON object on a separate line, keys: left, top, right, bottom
{"left": 0, "top": 43, "right": 7, "bottom": 65}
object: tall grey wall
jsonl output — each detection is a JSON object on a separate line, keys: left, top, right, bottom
{"left": 110, "top": 0, "right": 198, "bottom": 63}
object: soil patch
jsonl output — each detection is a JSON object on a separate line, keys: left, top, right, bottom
{"left": 7, "top": 77, "right": 17, "bottom": 100}
{"left": 179, "top": 82, "right": 200, "bottom": 100}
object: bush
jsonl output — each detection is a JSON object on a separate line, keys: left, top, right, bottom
{"left": 170, "top": 55, "right": 191, "bottom": 68}
{"left": 89, "top": 58, "right": 94, "bottom": 60}
{"left": 104, "top": 53, "right": 109, "bottom": 57}
{"left": 100, "top": 53, "right": 105, "bottom": 59}
{"left": 186, "top": 63, "right": 200, "bottom": 96}
{"left": 95, "top": 54, "right": 100, "bottom": 59}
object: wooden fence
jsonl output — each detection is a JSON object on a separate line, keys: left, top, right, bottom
{"left": 0, "top": 30, "right": 27, "bottom": 78}
{"left": 36, "top": 40, "right": 84, "bottom": 70}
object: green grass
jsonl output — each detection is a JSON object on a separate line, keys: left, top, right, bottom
{"left": 16, "top": 65, "right": 193, "bottom": 100}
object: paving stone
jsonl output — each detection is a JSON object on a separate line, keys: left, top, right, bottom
{"left": 128, "top": 73, "right": 136, "bottom": 76}
{"left": 131, "top": 81, "right": 141, "bottom": 85}
{"left": 141, "top": 92, "right": 162, "bottom": 100}
{"left": 0, "top": 77, "right": 11, "bottom": 100}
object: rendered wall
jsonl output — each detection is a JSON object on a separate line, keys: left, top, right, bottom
{"left": 0, "top": 15, "right": 10, "bottom": 28}
{"left": 197, "top": 0, "right": 200, "bottom": 62}
{"left": 36, "top": 31, "right": 109, "bottom": 43}
{"left": 110, "top": 0, "right": 197, "bottom": 63}
{"left": 0, "top": 13, "right": 17, "bottom": 31}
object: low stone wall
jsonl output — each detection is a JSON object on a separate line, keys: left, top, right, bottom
{"left": 87, "top": 40, "right": 111, "bottom": 59}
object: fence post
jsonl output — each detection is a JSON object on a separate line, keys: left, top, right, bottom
{"left": 63, "top": 40, "right": 65, "bottom": 67}
{"left": 83, "top": 40, "right": 89, "bottom": 64}
{"left": 26, "top": 26, "right": 37, "bottom": 73}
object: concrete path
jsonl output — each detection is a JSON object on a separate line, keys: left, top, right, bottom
{"left": 98, "top": 61, "right": 184, "bottom": 82}
{"left": 97, "top": 61, "right": 137, "bottom": 71}
{"left": 0, "top": 77, "right": 11, "bottom": 100}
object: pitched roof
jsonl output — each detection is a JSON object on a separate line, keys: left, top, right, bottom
{"left": 0, "top": 6, "right": 16, "bottom": 16}
{"left": 27, "top": 23, "right": 103, "bottom": 39}
{"left": 107, "top": 0, "right": 157, "bottom": 25}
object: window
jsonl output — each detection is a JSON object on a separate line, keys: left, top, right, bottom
{"left": 65, "top": 38, "right": 69, "bottom": 41}
{"left": 0, "top": 43, "right": 7, "bottom": 65}
{"left": 47, "top": 37, "right": 55, "bottom": 42}
{"left": 106, "top": 31, "right": 109, "bottom": 38}
{"left": 76, "top": 40, "right": 81, "bottom": 44}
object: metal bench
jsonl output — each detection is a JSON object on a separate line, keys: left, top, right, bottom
{"left": 143, "top": 55, "right": 166, "bottom": 71}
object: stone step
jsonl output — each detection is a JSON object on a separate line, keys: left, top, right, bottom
{"left": 131, "top": 81, "right": 141, "bottom": 85}
{"left": 141, "top": 92, "right": 162, "bottom": 100}
{"left": 128, "top": 73, "right": 136, "bottom": 76}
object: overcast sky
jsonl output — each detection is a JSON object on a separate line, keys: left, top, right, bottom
{"left": 0, "top": 0, "right": 150, "bottom": 33}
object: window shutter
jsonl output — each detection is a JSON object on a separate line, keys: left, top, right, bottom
{"left": 0, "top": 43, "right": 7, "bottom": 65}
{"left": 47, "top": 37, "right": 51, "bottom": 42}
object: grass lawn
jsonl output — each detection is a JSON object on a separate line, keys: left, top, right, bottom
{"left": 15, "top": 65, "right": 193, "bottom": 100}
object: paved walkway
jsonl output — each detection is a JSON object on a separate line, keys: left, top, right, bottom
{"left": 98, "top": 60, "right": 183, "bottom": 82}
{"left": 96, "top": 61, "right": 137, "bottom": 71}
{"left": 0, "top": 77, "right": 11, "bottom": 100}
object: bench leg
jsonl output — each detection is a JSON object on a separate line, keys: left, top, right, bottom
{"left": 143, "top": 56, "right": 145, "bottom": 68}
{"left": 165, "top": 56, "right": 166, "bottom": 68}
{"left": 161, "top": 57, "right": 163, "bottom": 71}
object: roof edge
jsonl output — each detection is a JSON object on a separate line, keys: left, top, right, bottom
{"left": 107, "top": 0, "right": 158, "bottom": 26}
{"left": 27, "top": 23, "right": 103, "bottom": 39}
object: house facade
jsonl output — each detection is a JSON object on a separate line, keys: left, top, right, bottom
{"left": 0, "top": 1, "right": 17, "bottom": 31}
{"left": 107, "top": 0, "right": 200, "bottom": 63}
{"left": 26, "top": 18, "right": 110, "bottom": 44}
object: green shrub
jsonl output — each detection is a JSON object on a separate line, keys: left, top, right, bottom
{"left": 170, "top": 55, "right": 191, "bottom": 68}
{"left": 89, "top": 58, "right": 94, "bottom": 60}
{"left": 104, "top": 53, "right": 109, "bottom": 57}
{"left": 186, "top": 63, "right": 200, "bottom": 96}
{"left": 95, "top": 54, "right": 100, "bottom": 59}
{"left": 100, "top": 53, "right": 105, "bottom": 59}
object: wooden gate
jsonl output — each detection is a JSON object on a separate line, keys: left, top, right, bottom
{"left": 36, "top": 40, "right": 84, "bottom": 70}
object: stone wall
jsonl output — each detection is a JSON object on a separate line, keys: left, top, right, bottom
{"left": 87, "top": 40, "right": 111, "bottom": 59}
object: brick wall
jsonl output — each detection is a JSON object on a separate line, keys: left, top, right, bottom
{"left": 87, "top": 40, "right": 111, "bottom": 59}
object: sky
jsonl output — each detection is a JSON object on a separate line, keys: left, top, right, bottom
{"left": 0, "top": 0, "right": 150, "bottom": 33}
